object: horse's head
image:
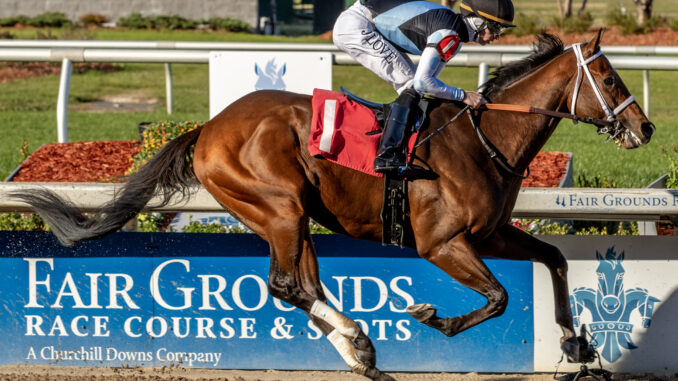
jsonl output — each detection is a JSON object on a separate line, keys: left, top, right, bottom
{"left": 595, "top": 247, "right": 625, "bottom": 314}
{"left": 567, "top": 29, "right": 655, "bottom": 149}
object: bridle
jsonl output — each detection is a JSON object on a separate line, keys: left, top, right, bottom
{"left": 570, "top": 43, "right": 636, "bottom": 141}
{"left": 416, "top": 42, "right": 639, "bottom": 178}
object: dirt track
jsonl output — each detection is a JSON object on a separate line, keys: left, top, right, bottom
{"left": 0, "top": 366, "right": 674, "bottom": 381}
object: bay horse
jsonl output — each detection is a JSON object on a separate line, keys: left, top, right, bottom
{"left": 13, "top": 31, "right": 654, "bottom": 380}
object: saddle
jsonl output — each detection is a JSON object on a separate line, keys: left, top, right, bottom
{"left": 340, "top": 87, "right": 435, "bottom": 247}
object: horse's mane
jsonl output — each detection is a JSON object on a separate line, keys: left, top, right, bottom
{"left": 482, "top": 33, "right": 565, "bottom": 98}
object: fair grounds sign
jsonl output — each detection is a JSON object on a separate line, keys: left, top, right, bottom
{"left": 0, "top": 231, "right": 677, "bottom": 374}
{"left": 208, "top": 51, "right": 332, "bottom": 118}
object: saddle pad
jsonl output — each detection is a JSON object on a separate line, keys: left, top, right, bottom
{"left": 308, "top": 89, "right": 418, "bottom": 177}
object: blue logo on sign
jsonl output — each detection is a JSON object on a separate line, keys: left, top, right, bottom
{"left": 254, "top": 59, "right": 286, "bottom": 90}
{"left": 555, "top": 195, "right": 567, "bottom": 207}
{"left": 570, "top": 247, "right": 660, "bottom": 362}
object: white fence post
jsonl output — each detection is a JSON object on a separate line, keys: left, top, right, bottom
{"left": 478, "top": 62, "right": 489, "bottom": 89}
{"left": 643, "top": 69, "right": 650, "bottom": 119}
{"left": 56, "top": 58, "right": 72, "bottom": 143}
{"left": 165, "top": 63, "right": 173, "bottom": 114}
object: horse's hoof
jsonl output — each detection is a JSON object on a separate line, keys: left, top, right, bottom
{"left": 406, "top": 303, "right": 436, "bottom": 323}
{"left": 375, "top": 372, "right": 396, "bottom": 381}
{"left": 561, "top": 335, "right": 596, "bottom": 363}
{"left": 561, "top": 337, "right": 581, "bottom": 362}
{"left": 356, "top": 349, "right": 376, "bottom": 368}
{"left": 363, "top": 367, "right": 395, "bottom": 381}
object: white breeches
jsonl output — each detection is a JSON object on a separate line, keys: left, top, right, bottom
{"left": 333, "top": 2, "right": 416, "bottom": 93}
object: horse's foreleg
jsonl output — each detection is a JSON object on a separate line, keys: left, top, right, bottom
{"left": 409, "top": 234, "right": 508, "bottom": 337}
{"left": 267, "top": 219, "right": 389, "bottom": 380}
{"left": 474, "top": 224, "right": 581, "bottom": 362}
{"left": 298, "top": 229, "right": 377, "bottom": 369}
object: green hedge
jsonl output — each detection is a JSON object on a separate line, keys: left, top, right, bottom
{"left": 0, "top": 12, "right": 71, "bottom": 27}
{"left": 663, "top": 146, "right": 678, "bottom": 188}
{"left": 0, "top": 12, "right": 251, "bottom": 32}
{"left": 128, "top": 120, "right": 202, "bottom": 175}
{"left": 117, "top": 13, "right": 251, "bottom": 32}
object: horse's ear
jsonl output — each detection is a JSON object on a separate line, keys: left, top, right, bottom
{"left": 596, "top": 250, "right": 603, "bottom": 261}
{"left": 255, "top": 63, "right": 259, "bottom": 75}
{"left": 590, "top": 28, "right": 604, "bottom": 52}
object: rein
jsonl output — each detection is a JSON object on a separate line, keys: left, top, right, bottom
{"left": 466, "top": 108, "right": 530, "bottom": 179}
{"left": 483, "top": 103, "right": 613, "bottom": 127}
{"left": 414, "top": 105, "right": 529, "bottom": 179}
{"left": 414, "top": 97, "right": 622, "bottom": 180}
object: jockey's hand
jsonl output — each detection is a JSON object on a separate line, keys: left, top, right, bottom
{"left": 463, "top": 91, "right": 488, "bottom": 109}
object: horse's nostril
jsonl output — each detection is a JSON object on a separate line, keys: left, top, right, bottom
{"left": 641, "top": 122, "right": 655, "bottom": 139}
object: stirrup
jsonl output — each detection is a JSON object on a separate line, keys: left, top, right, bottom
{"left": 397, "top": 163, "right": 434, "bottom": 179}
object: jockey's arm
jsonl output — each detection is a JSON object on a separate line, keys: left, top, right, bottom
{"left": 413, "top": 31, "right": 486, "bottom": 108}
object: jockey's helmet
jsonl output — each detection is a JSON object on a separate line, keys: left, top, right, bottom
{"left": 459, "top": 0, "right": 515, "bottom": 36}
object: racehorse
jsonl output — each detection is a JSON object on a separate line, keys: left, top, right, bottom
{"left": 12, "top": 31, "right": 654, "bottom": 380}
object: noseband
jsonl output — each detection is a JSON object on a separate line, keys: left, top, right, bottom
{"left": 570, "top": 43, "right": 635, "bottom": 141}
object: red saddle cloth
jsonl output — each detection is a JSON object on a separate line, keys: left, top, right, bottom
{"left": 308, "top": 89, "right": 418, "bottom": 177}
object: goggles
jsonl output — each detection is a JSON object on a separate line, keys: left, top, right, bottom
{"left": 484, "top": 20, "right": 506, "bottom": 37}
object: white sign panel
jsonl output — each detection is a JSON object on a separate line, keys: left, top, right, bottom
{"left": 533, "top": 236, "right": 678, "bottom": 374}
{"left": 169, "top": 212, "right": 249, "bottom": 232}
{"left": 209, "top": 51, "right": 332, "bottom": 118}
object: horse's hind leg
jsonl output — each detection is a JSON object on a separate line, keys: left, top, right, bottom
{"left": 407, "top": 234, "right": 509, "bottom": 336}
{"left": 472, "top": 224, "right": 582, "bottom": 362}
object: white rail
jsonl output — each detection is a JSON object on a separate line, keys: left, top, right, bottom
{"left": 2, "top": 40, "right": 678, "bottom": 55}
{"left": 3, "top": 47, "right": 678, "bottom": 68}
{"left": 2, "top": 44, "right": 676, "bottom": 142}
{"left": 1, "top": 183, "right": 677, "bottom": 222}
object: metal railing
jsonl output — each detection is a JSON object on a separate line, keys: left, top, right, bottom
{"left": 2, "top": 42, "right": 678, "bottom": 142}
{"left": 3, "top": 40, "right": 678, "bottom": 55}
{"left": 1, "top": 182, "right": 676, "bottom": 221}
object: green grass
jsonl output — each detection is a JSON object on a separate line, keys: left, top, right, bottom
{"left": 544, "top": 69, "right": 678, "bottom": 187}
{"left": 1, "top": 27, "right": 676, "bottom": 187}
{"left": 0, "top": 62, "right": 209, "bottom": 178}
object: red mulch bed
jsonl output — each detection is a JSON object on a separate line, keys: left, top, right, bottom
{"left": 11, "top": 141, "right": 568, "bottom": 187}
{"left": 523, "top": 151, "right": 570, "bottom": 187}
{"left": 0, "top": 62, "right": 119, "bottom": 83}
{"left": 11, "top": 141, "right": 140, "bottom": 182}
{"left": 498, "top": 26, "right": 678, "bottom": 46}
{"left": 657, "top": 224, "right": 675, "bottom": 236}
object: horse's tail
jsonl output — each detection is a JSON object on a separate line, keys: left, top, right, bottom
{"left": 11, "top": 126, "right": 203, "bottom": 246}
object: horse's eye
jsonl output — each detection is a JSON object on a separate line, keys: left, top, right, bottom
{"left": 603, "top": 77, "right": 615, "bottom": 86}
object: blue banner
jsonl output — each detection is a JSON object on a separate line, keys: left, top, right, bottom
{"left": 0, "top": 231, "right": 533, "bottom": 372}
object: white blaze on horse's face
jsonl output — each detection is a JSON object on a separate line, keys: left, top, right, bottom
{"left": 254, "top": 59, "right": 287, "bottom": 91}
{"left": 568, "top": 39, "right": 655, "bottom": 149}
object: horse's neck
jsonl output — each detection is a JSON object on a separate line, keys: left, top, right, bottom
{"left": 484, "top": 53, "right": 575, "bottom": 170}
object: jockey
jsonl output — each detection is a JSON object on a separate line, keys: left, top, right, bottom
{"left": 333, "top": 0, "right": 515, "bottom": 175}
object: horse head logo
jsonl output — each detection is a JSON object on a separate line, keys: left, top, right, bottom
{"left": 595, "top": 248, "right": 625, "bottom": 314}
{"left": 570, "top": 246, "right": 660, "bottom": 362}
{"left": 254, "top": 59, "right": 287, "bottom": 91}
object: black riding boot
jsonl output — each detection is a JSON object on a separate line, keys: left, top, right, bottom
{"left": 374, "top": 88, "right": 425, "bottom": 175}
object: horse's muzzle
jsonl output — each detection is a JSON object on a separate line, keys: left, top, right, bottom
{"left": 641, "top": 122, "right": 655, "bottom": 140}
